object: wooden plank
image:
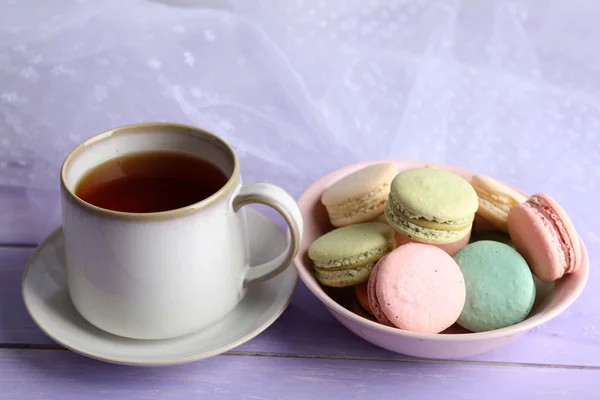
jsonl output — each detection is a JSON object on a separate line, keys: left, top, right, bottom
{"left": 2, "top": 247, "right": 599, "bottom": 367}
{"left": 0, "top": 186, "right": 60, "bottom": 245}
{"left": 0, "top": 349, "right": 598, "bottom": 400}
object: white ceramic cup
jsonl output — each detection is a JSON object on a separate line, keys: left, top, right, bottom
{"left": 60, "top": 123, "right": 303, "bottom": 340}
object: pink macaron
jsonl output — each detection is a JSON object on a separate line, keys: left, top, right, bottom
{"left": 507, "top": 194, "right": 581, "bottom": 282}
{"left": 368, "top": 243, "right": 466, "bottom": 333}
{"left": 367, "top": 262, "right": 393, "bottom": 327}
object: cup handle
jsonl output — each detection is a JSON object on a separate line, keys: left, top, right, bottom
{"left": 233, "top": 183, "right": 304, "bottom": 287}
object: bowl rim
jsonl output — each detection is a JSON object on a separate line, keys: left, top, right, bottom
{"left": 294, "top": 159, "right": 590, "bottom": 342}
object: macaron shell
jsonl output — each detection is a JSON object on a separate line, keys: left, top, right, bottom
{"left": 471, "top": 175, "right": 527, "bottom": 202}
{"left": 507, "top": 195, "right": 581, "bottom": 281}
{"left": 354, "top": 282, "right": 373, "bottom": 315}
{"left": 507, "top": 204, "right": 564, "bottom": 281}
{"left": 327, "top": 200, "right": 388, "bottom": 228}
{"left": 314, "top": 263, "right": 374, "bottom": 287}
{"left": 308, "top": 222, "right": 395, "bottom": 267}
{"left": 385, "top": 202, "right": 473, "bottom": 245}
{"left": 376, "top": 243, "right": 466, "bottom": 334}
{"left": 471, "top": 174, "right": 527, "bottom": 232}
{"left": 476, "top": 205, "right": 510, "bottom": 232}
{"left": 453, "top": 241, "right": 536, "bottom": 332}
{"left": 322, "top": 163, "right": 398, "bottom": 227}
{"left": 533, "top": 194, "right": 581, "bottom": 273}
{"left": 321, "top": 163, "right": 398, "bottom": 205}
{"left": 367, "top": 262, "right": 393, "bottom": 327}
{"left": 394, "top": 229, "right": 471, "bottom": 256}
{"left": 389, "top": 168, "right": 479, "bottom": 222}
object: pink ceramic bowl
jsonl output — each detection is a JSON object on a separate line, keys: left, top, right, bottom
{"left": 294, "top": 159, "right": 589, "bottom": 359}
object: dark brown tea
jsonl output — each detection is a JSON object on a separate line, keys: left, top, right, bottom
{"left": 75, "top": 151, "right": 229, "bottom": 213}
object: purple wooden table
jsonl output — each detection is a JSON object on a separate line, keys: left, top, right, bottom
{"left": 2, "top": 0, "right": 600, "bottom": 398}
{"left": 0, "top": 185, "right": 599, "bottom": 399}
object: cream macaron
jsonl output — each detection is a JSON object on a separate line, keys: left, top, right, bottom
{"left": 471, "top": 174, "right": 527, "bottom": 232}
{"left": 321, "top": 163, "right": 398, "bottom": 227}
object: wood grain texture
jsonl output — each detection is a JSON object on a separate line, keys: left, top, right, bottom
{"left": 3, "top": 245, "right": 599, "bottom": 367}
{"left": 0, "top": 349, "right": 598, "bottom": 400}
{"left": 0, "top": 186, "right": 60, "bottom": 246}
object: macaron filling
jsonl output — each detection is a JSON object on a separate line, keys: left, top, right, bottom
{"left": 388, "top": 197, "right": 473, "bottom": 229}
{"left": 325, "top": 186, "right": 390, "bottom": 220}
{"left": 477, "top": 190, "right": 519, "bottom": 215}
{"left": 392, "top": 198, "right": 473, "bottom": 226}
{"left": 526, "top": 196, "right": 576, "bottom": 274}
{"left": 385, "top": 200, "right": 472, "bottom": 243}
{"left": 471, "top": 178, "right": 524, "bottom": 215}
{"left": 314, "top": 262, "right": 375, "bottom": 286}
{"left": 312, "top": 244, "right": 394, "bottom": 270}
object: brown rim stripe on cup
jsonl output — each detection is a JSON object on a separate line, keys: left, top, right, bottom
{"left": 60, "top": 122, "right": 241, "bottom": 221}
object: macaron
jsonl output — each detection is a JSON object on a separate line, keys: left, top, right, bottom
{"left": 308, "top": 222, "right": 396, "bottom": 287}
{"left": 367, "top": 262, "right": 393, "bottom": 327}
{"left": 469, "top": 230, "right": 513, "bottom": 247}
{"left": 351, "top": 299, "right": 376, "bottom": 321}
{"left": 368, "top": 243, "right": 466, "bottom": 333}
{"left": 471, "top": 174, "right": 527, "bottom": 232}
{"left": 453, "top": 241, "right": 536, "bottom": 332}
{"left": 385, "top": 168, "right": 478, "bottom": 255}
{"left": 321, "top": 163, "right": 398, "bottom": 227}
{"left": 507, "top": 194, "right": 581, "bottom": 282}
{"left": 354, "top": 282, "right": 372, "bottom": 316}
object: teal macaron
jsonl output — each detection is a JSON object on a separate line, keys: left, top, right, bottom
{"left": 308, "top": 222, "right": 396, "bottom": 287}
{"left": 452, "top": 240, "right": 536, "bottom": 332}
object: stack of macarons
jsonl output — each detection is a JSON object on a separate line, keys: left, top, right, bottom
{"left": 307, "top": 163, "right": 582, "bottom": 334}
{"left": 384, "top": 167, "right": 479, "bottom": 255}
{"left": 308, "top": 222, "right": 396, "bottom": 287}
{"left": 320, "top": 163, "right": 398, "bottom": 228}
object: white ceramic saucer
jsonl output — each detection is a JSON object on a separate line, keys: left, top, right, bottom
{"left": 21, "top": 208, "right": 297, "bottom": 366}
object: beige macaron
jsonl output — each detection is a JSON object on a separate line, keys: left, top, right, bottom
{"left": 321, "top": 163, "right": 398, "bottom": 227}
{"left": 471, "top": 174, "right": 527, "bottom": 232}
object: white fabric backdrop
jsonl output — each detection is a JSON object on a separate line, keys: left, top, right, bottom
{"left": 0, "top": 0, "right": 599, "bottom": 246}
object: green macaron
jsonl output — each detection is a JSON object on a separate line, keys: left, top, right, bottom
{"left": 385, "top": 168, "right": 479, "bottom": 244}
{"left": 452, "top": 241, "right": 536, "bottom": 332}
{"left": 308, "top": 222, "right": 396, "bottom": 287}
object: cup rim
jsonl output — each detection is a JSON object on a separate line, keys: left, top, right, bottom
{"left": 60, "top": 122, "right": 240, "bottom": 220}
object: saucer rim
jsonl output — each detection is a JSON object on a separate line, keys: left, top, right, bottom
{"left": 21, "top": 208, "right": 298, "bottom": 367}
